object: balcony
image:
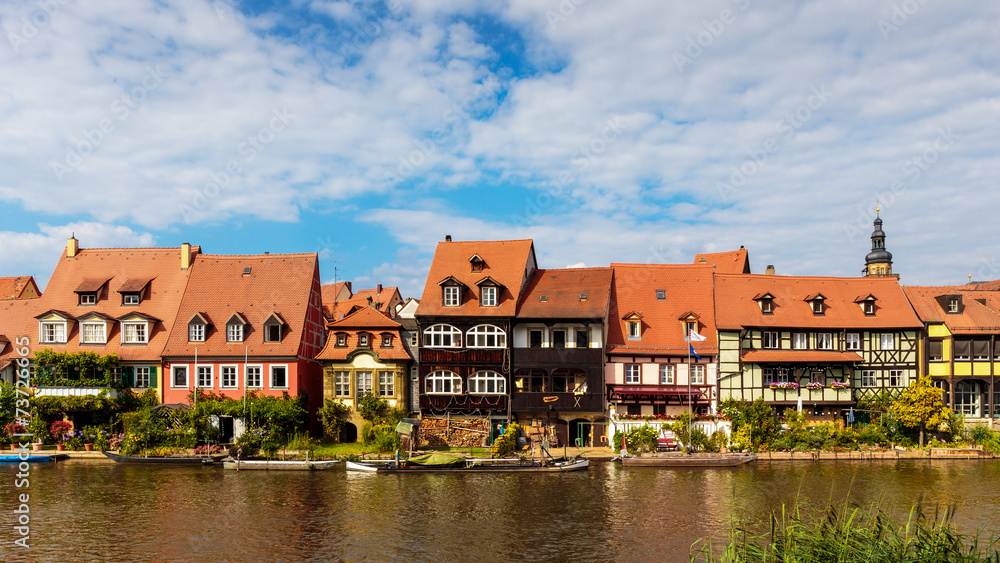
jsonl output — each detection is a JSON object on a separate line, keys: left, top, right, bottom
{"left": 32, "top": 387, "right": 120, "bottom": 398}
{"left": 513, "top": 348, "right": 604, "bottom": 368}
{"left": 420, "top": 349, "right": 506, "bottom": 365}
{"left": 420, "top": 394, "right": 508, "bottom": 414}
{"left": 510, "top": 392, "right": 603, "bottom": 413}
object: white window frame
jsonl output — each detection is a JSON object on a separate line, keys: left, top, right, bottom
{"left": 122, "top": 293, "right": 140, "bottom": 306}
{"left": 221, "top": 365, "right": 238, "bottom": 389}
{"left": 358, "top": 334, "right": 369, "bottom": 347}
{"left": 480, "top": 286, "right": 497, "bottom": 307}
{"left": 863, "top": 301, "right": 874, "bottom": 315}
{"left": 264, "top": 323, "right": 282, "bottom": 342}
{"left": 426, "top": 370, "right": 462, "bottom": 395}
{"left": 171, "top": 365, "right": 189, "bottom": 389}
{"left": 793, "top": 333, "right": 807, "bottom": 350}
{"left": 888, "top": 370, "right": 904, "bottom": 387}
{"left": 660, "top": 364, "right": 674, "bottom": 384}
{"left": 356, "top": 370, "right": 373, "bottom": 396}
{"left": 79, "top": 293, "right": 96, "bottom": 305}
{"left": 41, "top": 321, "right": 67, "bottom": 344}
{"left": 846, "top": 333, "right": 861, "bottom": 351}
{"left": 134, "top": 366, "right": 151, "bottom": 388}
{"left": 196, "top": 365, "right": 213, "bottom": 388}
{"left": 627, "top": 321, "right": 641, "bottom": 341}
{"left": 189, "top": 323, "right": 206, "bottom": 342}
{"left": 762, "top": 368, "right": 774, "bottom": 386}
{"left": 861, "top": 370, "right": 876, "bottom": 388}
{"left": 776, "top": 368, "right": 790, "bottom": 383}
{"left": 691, "top": 365, "right": 705, "bottom": 385}
{"left": 816, "top": 333, "right": 834, "bottom": 350}
{"left": 81, "top": 322, "right": 107, "bottom": 344}
{"left": 469, "top": 371, "right": 506, "bottom": 395}
{"left": 246, "top": 365, "right": 263, "bottom": 389}
{"left": 227, "top": 324, "right": 244, "bottom": 343}
{"left": 334, "top": 371, "right": 351, "bottom": 397}
{"left": 811, "top": 300, "right": 823, "bottom": 315}
{"left": 624, "top": 364, "right": 640, "bottom": 384}
{"left": 762, "top": 331, "right": 779, "bottom": 349}
{"left": 760, "top": 299, "right": 772, "bottom": 314}
{"left": 443, "top": 286, "right": 461, "bottom": 307}
{"left": 467, "top": 324, "right": 507, "bottom": 348}
{"left": 270, "top": 364, "right": 289, "bottom": 389}
{"left": 880, "top": 333, "right": 895, "bottom": 351}
{"left": 422, "top": 324, "right": 462, "bottom": 348}
{"left": 378, "top": 371, "right": 395, "bottom": 397}
{"left": 948, "top": 298, "right": 960, "bottom": 313}
{"left": 121, "top": 321, "right": 148, "bottom": 344}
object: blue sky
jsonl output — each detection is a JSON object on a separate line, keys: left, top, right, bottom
{"left": 1, "top": 0, "right": 999, "bottom": 298}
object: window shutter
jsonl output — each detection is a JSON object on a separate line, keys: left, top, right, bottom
{"left": 928, "top": 340, "right": 943, "bottom": 359}
{"left": 150, "top": 366, "right": 158, "bottom": 388}
{"left": 974, "top": 340, "right": 989, "bottom": 358}
{"left": 124, "top": 366, "right": 135, "bottom": 388}
{"left": 955, "top": 339, "right": 971, "bottom": 357}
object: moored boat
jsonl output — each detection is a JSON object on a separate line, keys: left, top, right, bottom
{"left": 621, "top": 453, "right": 755, "bottom": 467}
{"left": 223, "top": 459, "right": 341, "bottom": 471}
{"left": 0, "top": 454, "right": 59, "bottom": 463}
{"left": 347, "top": 453, "right": 590, "bottom": 474}
{"left": 102, "top": 451, "right": 227, "bottom": 464}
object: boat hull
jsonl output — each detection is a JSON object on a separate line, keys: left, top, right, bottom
{"left": 348, "top": 458, "right": 590, "bottom": 474}
{"left": 102, "top": 451, "right": 225, "bottom": 464}
{"left": 223, "top": 459, "right": 341, "bottom": 471}
{"left": 622, "top": 454, "right": 755, "bottom": 467}
{"left": 0, "top": 454, "right": 53, "bottom": 463}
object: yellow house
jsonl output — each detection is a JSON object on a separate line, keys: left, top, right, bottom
{"left": 905, "top": 286, "right": 1000, "bottom": 424}
{"left": 316, "top": 306, "right": 412, "bottom": 441}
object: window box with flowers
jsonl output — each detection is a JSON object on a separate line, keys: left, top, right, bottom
{"left": 830, "top": 381, "right": 851, "bottom": 389}
{"left": 769, "top": 382, "right": 800, "bottom": 389}
{"left": 806, "top": 382, "right": 824, "bottom": 390}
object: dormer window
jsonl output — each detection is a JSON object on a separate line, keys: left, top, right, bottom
{"left": 381, "top": 334, "right": 393, "bottom": 348}
{"left": 358, "top": 333, "right": 369, "bottom": 348}
{"left": 622, "top": 312, "right": 644, "bottom": 341}
{"left": 122, "top": 322, "right": 148, "bottom": 344}
{"left": 41, "top": 322, "right": 67, "bottom": 343}
{"left": 469, "top": 254, "right": 485, "bottom": 273}
{"left": 863, "top": 302, "right": 874, "bottom": 315}
{"left": 225, "top": 313, "right": 247, "bottom": 343}
{"left": 805, "top": 294, "right": 826, "bottom": 315}
{"left": 444, "top": 286, "right": 461, "bottom": 307}
{"left": 754, "top": 293, "right": 775, "bottom": 315}
{"left": 481, "top": 286, "right": 497, "bottom": 307}
{"left": 122, "top": 293, "right": 140, "bottom": 306}
{"left": 812, "top": 301, "right": 823, "bottom": 314}
{"left": 335, "top": 333, "right": 348, "bottom": 348}
{"left": 948, "top": 297, "right": 960, "bottom": 314}
{"left": 263, "top": 312, "right": 285, "bottom": 342}
{"left": 189, "top": 323, "right": 206, "bottom": 342}
{"left": 79, "top": 293, "right": 96, "bottom": 305}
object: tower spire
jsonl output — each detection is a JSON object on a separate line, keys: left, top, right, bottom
{"left": 864, "top": 208, "right": 894, "bottom": 278}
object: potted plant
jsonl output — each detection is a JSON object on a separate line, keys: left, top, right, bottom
{"left": 28, "top": 415, "right": 49, "bottom": 451}
{"left": 93, "top": 430, "right": 111, "bottom": 452}
{"left": 82, "top": 426, "right": 102, "bottom": 451}
{"left": 50, "top": 421, "right": 73, "bottom": 451}
{"left": 4, "top": 423, "right": 26, "bottom": 450}
{"left": 66, "top": 431, "right": 85, "bottom": 451}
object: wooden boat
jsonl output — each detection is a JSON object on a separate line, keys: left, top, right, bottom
{"left": 622, "top": 453, "right": 755, "bottom": 467}
{"left": 346, "top": 455, "right": 590, "bottom": 474}
{"left": 223, "top": 458, "right": 341, "bottom": 471}
{"left": 102, "top": 451, "right": 227, "bottom": 464}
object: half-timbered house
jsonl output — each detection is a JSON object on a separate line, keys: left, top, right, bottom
{"left": 716, "top": 274, "right": 923, "bottom": 421}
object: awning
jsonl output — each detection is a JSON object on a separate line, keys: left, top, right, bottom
{"left": 742, "top": 350, "right": 864, "bottom": 363}
{"left": 608, "top": 385, "right": 703, "bottom": 397}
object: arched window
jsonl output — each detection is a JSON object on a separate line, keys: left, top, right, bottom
{"left": 468, "top": 371, "right": 506, "bottom": 395}
{"left": 422, "top": 324, "right": 462, "bottom": 348}
{"left": 426, "top": 370, "right": 462, "bottom": 395}
{"left": 467, "top": 324, "right": 507, "bottom": 348}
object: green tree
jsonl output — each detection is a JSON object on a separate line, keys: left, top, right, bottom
{"left": 357, "top": 392, "right": 389, "bottom": 422}
{"left": 889, "top": 376, "right": 951, "bottom": 447}
{"left": 317, "top": 399, "right": 352, "bottom": 441}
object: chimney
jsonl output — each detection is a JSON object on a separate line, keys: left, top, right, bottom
{"left": 765, "top": 265, "right": 776, "bottom": 276}
{"left": 445, "top": 235, "right": 452, "bottom": 242}
{"left": 66, "top": 234, "right": 79, "bottom": 258}
{"left": 181, "top": 242, "right": 192, "bottom": 270}
{"left": 377, "top": 284, "right": 382, "bottom": 294}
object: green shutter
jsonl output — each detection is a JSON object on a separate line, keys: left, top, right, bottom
{"left": 124, "top": 366, "right": 135, "bottom": 388}
{"left": 149, "top": 366, "right": 158, "bottom": 388}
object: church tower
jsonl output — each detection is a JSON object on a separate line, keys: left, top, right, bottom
{"left": 864, "top": 207, "right": 895, "bottom": 278}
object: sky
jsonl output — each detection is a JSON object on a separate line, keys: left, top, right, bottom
{"left": 1, "top": 0, "right": 998, "bottom": 299}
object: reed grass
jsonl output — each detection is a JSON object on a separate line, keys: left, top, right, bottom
{"left": 692, "top": 498, "right": 1000, "bottom": 562}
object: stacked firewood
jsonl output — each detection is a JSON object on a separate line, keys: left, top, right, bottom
{"left": 417, "top": 417, "right": 492, "bottom": 448}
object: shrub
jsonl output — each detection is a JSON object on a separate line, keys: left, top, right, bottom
{"left": 360, "top": 422, "right": 375, "bottom": 445}
{"left": 490, "top": 424, "right": 520, "bottom": 457}
{"left": 612, "top": 425, "right": 659, "bottom": 453}
{"left": 357, "top": 393, "right": 389, "bottom": 423}
{"left": 690, "top": 428, "right": 713, "bottom": 452}
{"left": 372, "top": 425, "right": 400, "bottom": 453}
{"left": 317, "top": 399, "right": 352, "bottom": 441}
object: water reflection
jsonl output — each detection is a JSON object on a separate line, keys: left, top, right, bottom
{"left": 1, "top": 460, "right": 998, "bottom": 562}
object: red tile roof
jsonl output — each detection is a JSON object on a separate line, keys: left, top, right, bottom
{"left": 162, "top": 253, "right": 323, "bottom": 358}
{"left": 353, "top": 286, "right": 402, "bottom": 313}
{"left": 716, "top": 274, "right": 922, "bottom": 330}
{"left": 321, "top": 281, "right": 352, "bottom": 302}
{"left": 517, "top": 268, "right": 613, "bottom": 319}
{"left": 316, "top": 307, "right": 411, "bottom": 361}
{"left": 607, "top": 264, "right": 718, "bottom": 355}
{"left": 15, "top": 246, "right": 198, "bottom": 362}
{"left": 903, "top": 286, "right": 1000, "bottom": 334}
{"left": 324, "top": 297, "right": 372, "bottom": 320}
{"left": 694, "top": 248, "right": 750, "bottom": 274}
{"left": 419, "top": 239, "right": 536, "bottom": 317}
{"left": 741, "top": 350, "right": 865, "bottom": 363}
{"left": 0, "top": 297, "right": 42, "bottom": 369}
{"left": 0, "top": 276, "right": 40, "bottom": 300}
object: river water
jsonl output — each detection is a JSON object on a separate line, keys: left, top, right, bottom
{"left": 2, "top": 459, "right": 999, "bottom": 562}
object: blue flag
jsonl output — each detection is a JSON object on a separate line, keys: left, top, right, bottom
{"left": 689, "top": 344, "right": 702, "bottom": 360}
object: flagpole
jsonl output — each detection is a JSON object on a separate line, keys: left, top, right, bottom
{"left": 243, "top": 345, "right": 248, "bottom": 412}
{"left": 194, "top": 347, "right": 198, "bottom": 406}
{"left": 687, "top": 334, "right": 692, "bottom": 448}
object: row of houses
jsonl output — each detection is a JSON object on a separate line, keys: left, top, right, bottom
{"left": 2, "top": 215, "right": 999, "bottom": 446}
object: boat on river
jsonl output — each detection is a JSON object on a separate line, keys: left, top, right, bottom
{"left": 102, "top": 451, "right": 227, "bottom": 464}
{"left": 346, "top": 453, "right": 590, "bottom": 474}
{"left": 621, "top": 453, "right": 755, "bottom": 467}
{"left": 0, "top": 454, "right": 64, "bottom": 463}
{"left": 223, "top": 458, "right": 341, "bottom": 471}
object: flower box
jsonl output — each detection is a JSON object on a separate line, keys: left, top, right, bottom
{"left": 806, "top": 382, "right": 824, "bottom": 390}
{"left": 830, "top": 381, "right": 850, "bottom": 389}
{"left": 769, "top": 382, "right": 799, "bottom": 389}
